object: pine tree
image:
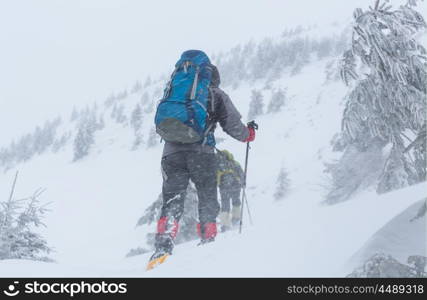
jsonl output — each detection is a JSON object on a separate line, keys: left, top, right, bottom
{"left": 348, "top": 253, "right": 425, "bottom": 278}
{"left": 33, "top": 118, "right": 61, "bottom": 155}
{"left": 116, "top": 90, "right": 128, "bottom": 100}
{"left": 110, "top": 103, "right": 118, "bottom": 120}
{"left": 141, "top": 92, "right": 150, "bottom": 105}
{"left": 104, "top": 92, "right": 117, "bottom": 108}
{"left": 15, "top": 134, "right": 33, "bottom": 162}
{"left": 377, "top": 145, "right": 413, "bottom": 193}
{"left": 144, "top": 101, "right": 154, "bottom": 114}
{"left": 0, "top": 173, "right": 51, "bottom": 261}
{"left": 52, "top": 132, "right": 70, "bottom": 153}
{"left": 114, "top": 104, "right": 127, "bottom": 124}
{"left": 274, "top": 167, "right": 290, "bottom": 200}
{"left": 130, "top": 104, "right": 143, "bottom": 149}
{"left": 251, "top": 38, "right": 275, "bottom": 81}
{"left": 131, "top": 80, "right": 142, "bottom": 94}
{"left": 73, "top": 113, "right": 96, "bottom": 161}
{"left": 97, "top": 114, "right": 105, "bottom": 131}
{"left": 0, "top": 148, "right": 11, "bottom": 170}
{"left": 339, "top": 0, "right": 426, "bottom": 193}
{"left": 267, "top": 88, "right": 286, "bottom": 113}
{"left": 147, "top": 127, "right": 159, "bottom": 148}
{"left": 144, "top": 76, "right": 152, "bottom": 88}
{"left": 290, "top": 37, "right": 311, "bottom": 75}
{"left": 324, "top": 139, "right": 386, "bottom": 204}
{"left": 247, "top": 89, "right": 264, "bottom": 120}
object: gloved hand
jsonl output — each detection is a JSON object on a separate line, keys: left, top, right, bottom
{"left": 244, "top": 121, "right": 258, "bottom": 142}
{"left": 247, "top": 120, "right": 259, "bottom": 130}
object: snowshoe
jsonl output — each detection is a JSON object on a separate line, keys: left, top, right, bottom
{"left": 197, "top": 237, "right": 215, "bottom": 246}
{"left": 146, "top": 250, "right": 170, "bottom": 271}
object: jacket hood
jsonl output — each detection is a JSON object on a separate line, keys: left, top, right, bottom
{"left": 220, "top": 149, "right": 234, "bottom": 161}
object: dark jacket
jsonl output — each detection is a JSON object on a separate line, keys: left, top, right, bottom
{"left": 162, "top": 66, "right": 249, "bottom": 157}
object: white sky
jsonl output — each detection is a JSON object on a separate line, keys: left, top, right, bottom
{"left": 0, "top": 0, "right": 411, "bottom": 144}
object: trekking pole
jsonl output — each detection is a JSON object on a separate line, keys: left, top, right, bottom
{"left": 243, "top": 187, "right": 253, "bottom": 225}
{"left": 239, "top": 121, "right": 258, "bottom": 234}
{"left": 242, "top": 146, "right": 253, "bottom": 226}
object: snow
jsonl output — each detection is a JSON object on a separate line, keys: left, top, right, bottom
{"left": 1, "top": 59, "right": 425, "bottom": 277}
{"left": 1, "top": 179, "right": 425, "bottom": 277}
{"left": 347, "top": 199, "right": 426, "bottom": 271}
{"left": 1, "top": 4, "right": 426, "bottom": 276}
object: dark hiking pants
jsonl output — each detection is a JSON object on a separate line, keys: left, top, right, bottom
{"left": 160, "top": 151, "right": 219, "bottom": 226}
{"left": 219, "top": 187, "right": 241, "bottom": 213}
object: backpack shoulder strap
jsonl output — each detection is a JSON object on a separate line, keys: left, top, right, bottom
{"left": 162, "top": 67, "right": 178, "bottom": 100}
{"left": 208, "top": 87, "right": 215, "bottom": 117}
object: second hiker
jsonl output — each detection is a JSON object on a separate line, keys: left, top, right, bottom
{"left": 216, "top": 149, "right": 244, "bottom": 232}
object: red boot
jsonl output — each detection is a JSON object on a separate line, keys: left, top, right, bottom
{"left": 197, "top": 222, "right": 217, "bottom": 245}
{"left": 154, "top": 216, "right": 179, "bottom": 255}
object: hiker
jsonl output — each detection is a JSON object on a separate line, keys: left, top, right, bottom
{"left": 216, "top": 149, "right": 244, "bottom": 232}
{"left": 150, "top": 50, "right": 256, "bottom": 262}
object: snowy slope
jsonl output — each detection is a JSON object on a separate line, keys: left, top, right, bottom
{"left": 347, "top": 199, "right": 426, "bottom": 272}
{"left": 1, "top": 24, "right": 426, "bottom": 277}
{"left": 1, "top": 182, "right": 425, "bottom": 277}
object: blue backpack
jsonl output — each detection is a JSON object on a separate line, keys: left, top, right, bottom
{"left": 155, "top": 50, "right": 215, "bottom": 146}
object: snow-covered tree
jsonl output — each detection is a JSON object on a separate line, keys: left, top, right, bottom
{"left": 131, "top": 80, "right": 142, "bottom": 94}
{"left": 251, "top": 38, "right": 276, "bottom": 81}
{"left": 274, "top": 167, "right": 290, "bottom": 201}
{"left": 267, "top": 88, "right": 287, "bottom": 113}
{"left": 104, "top": 92, "right": 117, "bottom": 108}
{"left": 116, "top": 90, "right": 128, "bottom": 100}
{"left": 110, "top": 103, "right": 118, "bottom": 119}
{"left": 339, "top": 0, "right": 427, "bottom": 193}
{"left": 130, "top": 104, "right": 143, "bottom": 149}
{"left": 130, "top": 104, "right": 142, "bottom": 131}
{"left": 110, "top": 102, "right": 127, "bottom": 125}
{"left": 325, "top": 59, "right": 341, "bottom": 82}
{"left": 214, "top": 26, "right": 347, "bottom": 87}
{"left": 147, "top": 127, "right": 159, "bottom": 148}
{"left": 290, "top": 37, "right": 311, "bottom": 75}
{"left": 73, "top": 112, "right": 97, "bottom": 161}
{"left": 144, "top": 101, "right": 154, "bottom": 114}
{"left": 247, "top": 90, "right": 264, "bottom": 120}
{"left": 14, "top": 134, "right": 33, "bottom": 163}
{"left": 52, "top": 132, "right": 70, "bottom": 153}
{"left": 0, "top": 148, "right": 11, "bottom": 170}
{"left": 377, "top": 145, "right": 413, "bottom": 193}
{"left": 144, "top": 76, "right": 152, "bottom": 88}
{"left": 324, "top": 139, "right": 385, "bottom": 204}
{"left": 141, "top": 92, "right": 150, "bottom": 105}
{"left": 0, "top": 117, "right": 62, "bottom": 171}
{"left": 97, "top": 114, "right": 105, "bottom": 131}
{"left": 32, "top": 118, "right": 61, "bottom": 155}
{"left": 348, "top": 253, "right": 426, "bottom": 278}
{"left": 0, "top": 173, "right": 51, "bottom": 261}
